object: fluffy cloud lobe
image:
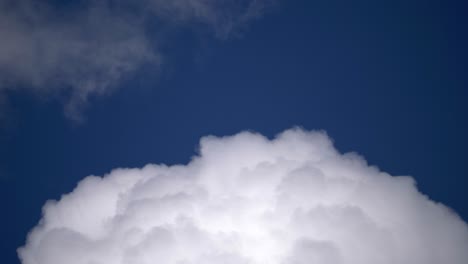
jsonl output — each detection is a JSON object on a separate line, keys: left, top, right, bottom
{"left": 19, "top": 129, "right": 468, "bottom": 264}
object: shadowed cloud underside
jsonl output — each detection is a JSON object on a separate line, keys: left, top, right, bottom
{"left": 0, "top": 0, "right": 275, "bottom": 121}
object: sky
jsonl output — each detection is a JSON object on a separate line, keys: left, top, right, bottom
{"left": 1, "top": 0, "right": 468, "bottom": 263}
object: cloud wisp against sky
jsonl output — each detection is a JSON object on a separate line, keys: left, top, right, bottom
{"left": 0, "top": 0, "right": 275, "bottom": 121}
{"left": 19, "top": 128, "right": 468, "bottom": 264}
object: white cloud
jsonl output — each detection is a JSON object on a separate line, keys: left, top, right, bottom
{"left": 18, "top": 128, "right": 468, "bottom": 264}
{"left": 0, "top": 0, "right": 275, "bottom": 121}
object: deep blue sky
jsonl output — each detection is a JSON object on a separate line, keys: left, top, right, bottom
{"left": 1, "top": 0, "right": 468, "bottom": 263}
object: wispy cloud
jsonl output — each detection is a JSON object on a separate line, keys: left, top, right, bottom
{"left": 0, "top": 0, "right": 276, "bottom": 121}
{"left": 18, "top": 128, "right": 468, "bottom": 264}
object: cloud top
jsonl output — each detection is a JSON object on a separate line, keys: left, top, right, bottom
{"left": 18, "top": 128, "right": 468, "bottom": 264}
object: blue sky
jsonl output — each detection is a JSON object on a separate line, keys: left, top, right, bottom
{"left": 1, "top": 0, "right": 468, "bottom": 263}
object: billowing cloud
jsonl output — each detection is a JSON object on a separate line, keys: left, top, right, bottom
{"left": 0, "top": 0, "right": 275, "bottom": 120}
{"left": 18, "top": 128, "right": 468, "bottom": 264}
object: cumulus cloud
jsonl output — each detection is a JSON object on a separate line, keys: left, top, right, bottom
{"left": 18, "top": 128, "right": 468, "bottom": 264}
{"left": 0, "top": 0, "right": 275, "bottom": 121}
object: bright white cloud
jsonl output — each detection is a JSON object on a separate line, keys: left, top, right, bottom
{"left": 0, "top": 0, "right": 275, "bottom": 121}
{"left": 18, "top": 128, "right": 468, "bottom": 264}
